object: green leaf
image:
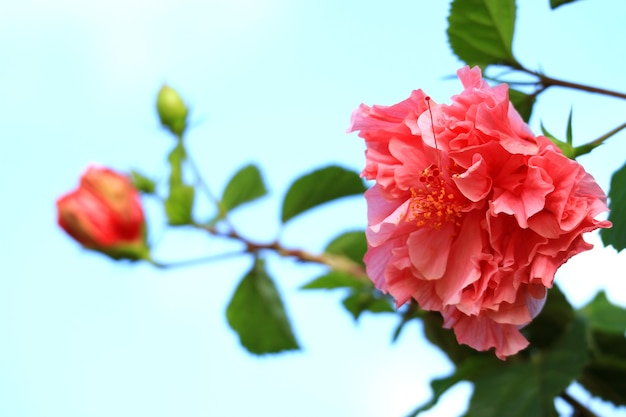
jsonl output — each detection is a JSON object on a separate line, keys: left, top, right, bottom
{"left": 220, "top": 164, "right": 268, "bottom": 215}
{"left": 591, "top": 330, "right": 626, "bottom": 361}
{"left": 540, "top": 122, "right": 575, "bottom": 158}
{"left": 577, "top": 291, "right": 626, "bottom": 405}
{"left": 164, "top": 184, "right": 195, "bottom": 225}
{"left": 447, "top": 0, "right": 518, "bottom": 68}
{"left": 391, "top": 302, "right": 422, "bottom": 343}
{"left": 566, "top": 107, "right": 574, "bottom": 145}
{"left": 226, "top": 258, "right": 300, "bottom": 355}
{"left": 164, "top": 140, "right": 195, "bottom": 225}
{"left": 580, "top": 291, "right": 626, "bottom": 334}
{"left": 508, "top": 89, "right": 536, "bottom": 122}
{"left": 465, "top": 317, "right": 589, "bottom": 417}
{"left": 550, "top": 0, "right": 579, "bottom": 9}
{"left": 300, "top": 270, "right": 366, "bottom": 290}
{"left": 407, "top": 357, "right": 499, "bottom": 417}
{"left": 422, "top": 311, "right": 488, "bottom": 366}
{"left": 579, "top": 356, "right": 626, "bottom": 406}
{"left": 325, "top": 230, "right": 367, "bottom": 266}
{"left": 342, "top": 290, "right": 394, "bottom": 321}
{"left": 601, "top": 161, "right": 626, "bottom": 251}
{"left": 540, "top": 123, "right": 558, "bottom": 142}
{"left": 410, "top": 309, "right": 589, "bottom": 417}
{"left": 281, "top": 165, "right": 366, "bottom": 223}
{"left": 522, "top": 284, "right": 574, "bottom": 350}
{"left": 130, "top": 170, "right": 156, "bottom": 194}
{"left": 167, "top": 140, "right": 186, "bottom": 186}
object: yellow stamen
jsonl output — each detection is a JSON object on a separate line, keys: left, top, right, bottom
{"left": 407, "top": 164, "right": 464, "bottom": 230}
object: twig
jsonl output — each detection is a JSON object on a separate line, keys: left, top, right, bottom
{"left": 148, "top": 251, "right": 245, "bottom": 269}
{"left": 516, "top": 68, "right": 626, "bottom": 100}
{"left": 559, "top": 392, "right": 600, "bottom": 417}
{"left": 193, "top": 223, "right": 370, "bottom": 281}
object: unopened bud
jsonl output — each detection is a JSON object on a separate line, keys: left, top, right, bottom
{"left": 156, "top": 85, "right": 188, "bottom": 136}
{"left": 57, "top": 165, "right": 151, "bottom": 262}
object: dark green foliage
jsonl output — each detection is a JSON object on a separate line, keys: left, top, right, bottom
{"left": 391, "top": 301, "right": 422, "bottom": 343}
{"left": 226, "top": 258, "right": 300, "bottom": 355}
{"left": 407, "top": 357, "right": 500, "bottom": 417}
{"left": 540, "top": 121, "right": 576, "bottom": 158}
{"left": 324, "top": 230, "right": 367, "bottom": 266}
{"left": 281, "top": 165, "right": 366, "bottom": 223}
{"left": 164, "top": 184, "right": 195, "bottom": 225}
{"left": 580, "top": 291, "right": 626, "bottom": 334}
{"left": 411, "top": 317, "right": 594, "bottom": 417}
{"left": 301, "top": 270, "right": 366, "bottom": 290}
{"left": 550, "top": 0, "right": 579, "bottom": 9}
{"left": 409, "top": 286, "right": 603, "bottom": 416}
{"left": 304, "top": 228, "right": 391, "bottom": 320}
{"left": 165, "top": 141, "right": 195, "bottom": 225}
{"left": 508, "top": 89, "right": 536, "bottom": 122}
{"left": 521, "top": 285, "right": 573, "bottom": 349}
{"left": 601, "top": 161, "right": 626, "bottom": 251}
{"left": 421, "top": 311, "right": 489, "bottom": 366}
{"left": 577, "top": 291, "right": 626, "bottom": 406}
{"left": 130, "top": 169, "right": 156, "bottom": 194}
{"left": 220, "top": 164, "right": 268, "bottom": 216}
{"left": 579, "top": 357, "right": 626, "bottom": 406}
{"left": 341, "top": 289, "right": 395, "bottom": 321}
{"left": 447, "top": 0, "right": 518, "bottom": 68}
{"left": 465, "top": 318, "right": 588, "bottom": 417}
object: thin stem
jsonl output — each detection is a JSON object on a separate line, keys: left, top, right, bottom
{"left": 589, "top": 121, "right": 626, "bottom": 148}
{"left": 189, "top": 156, "right": 220, "bottom": 205}
{"left": 573, "top": 120, "right": 626, "bottom": 157}
{"left": 177, "top": 132, "right": 238, "bottom": 230}
{"left": 166, "top": 139, "right": 368, "bottom": 279}
{"left": 148, "top": 251, "right": 246, "bottom": 269}
{"left": 194, "top": 223, "right": 370, "bottom": 281}
{"left": 559, "top": 392, "right": 600, "bottom": 417}
{"left": 517, "top": 68, "right": 626, "bottom": 100}
{"left": 177, "top": 133, "right": 220, "bottom": 206}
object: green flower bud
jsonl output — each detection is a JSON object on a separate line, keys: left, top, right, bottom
{"left": 156, "top": 85, "right": 188, "bottom": 136}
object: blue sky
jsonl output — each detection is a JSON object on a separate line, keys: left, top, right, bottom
{"left": 2, "top": 1, "right": 626, "bottom": 416}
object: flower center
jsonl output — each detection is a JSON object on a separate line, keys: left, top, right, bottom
{"left": 407, "top": 164, "right": 464, "bottom": 229}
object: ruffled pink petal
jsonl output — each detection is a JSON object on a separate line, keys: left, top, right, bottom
{"left": 365, "top": 186, "right": 411, "bottom": 247}
{"left": 443, "top": 308, "right": 530, "bottom": 360}
{"left": 364, "top": 240, "right": 395, "bottom": 291}
{"left": 408, "top": 223, "right": 454, "bottom": 280}
{"left": 526, "top": 289, "right": 547, "bottom": 320}
{"left": 492, "top": 165, "right": 554, "bottom": 228}
{"left": 453, "top": 154, "right": 492, "bottom": 202}
{"left": 435, "top": 211, "right": 484, "bottom": 305}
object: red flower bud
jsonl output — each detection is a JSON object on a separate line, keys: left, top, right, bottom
{"left": 57, "top": 166, "right": 149, "bottom": 261}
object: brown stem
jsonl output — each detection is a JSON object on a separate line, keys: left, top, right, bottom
{"left": 149, "top": 251, "right": 245, "bottom": 269}
{"left": 589, "top": 121, "right": 626, "bottom": 147}
{"left": 571, "top": 120, "right": 626, "bottom": 157}
{"left": 192, "top": 223, "right": 370, "bottom": 281}
{"left": 157, "top": 138, "right": 368, "bottom": 278}
{"left": 559, "top": 392, "right": 600, "bottom": 417}
{"left": 517, "top": 68, "right": 626, "bottom": 100}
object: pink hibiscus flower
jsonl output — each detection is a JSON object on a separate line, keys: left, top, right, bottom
{"left": 349, "top": 66, "right": 611, "bottom": 359}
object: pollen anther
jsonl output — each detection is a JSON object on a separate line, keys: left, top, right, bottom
{"left": 407, "top": 165, "right": 464, "bottom": 229}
